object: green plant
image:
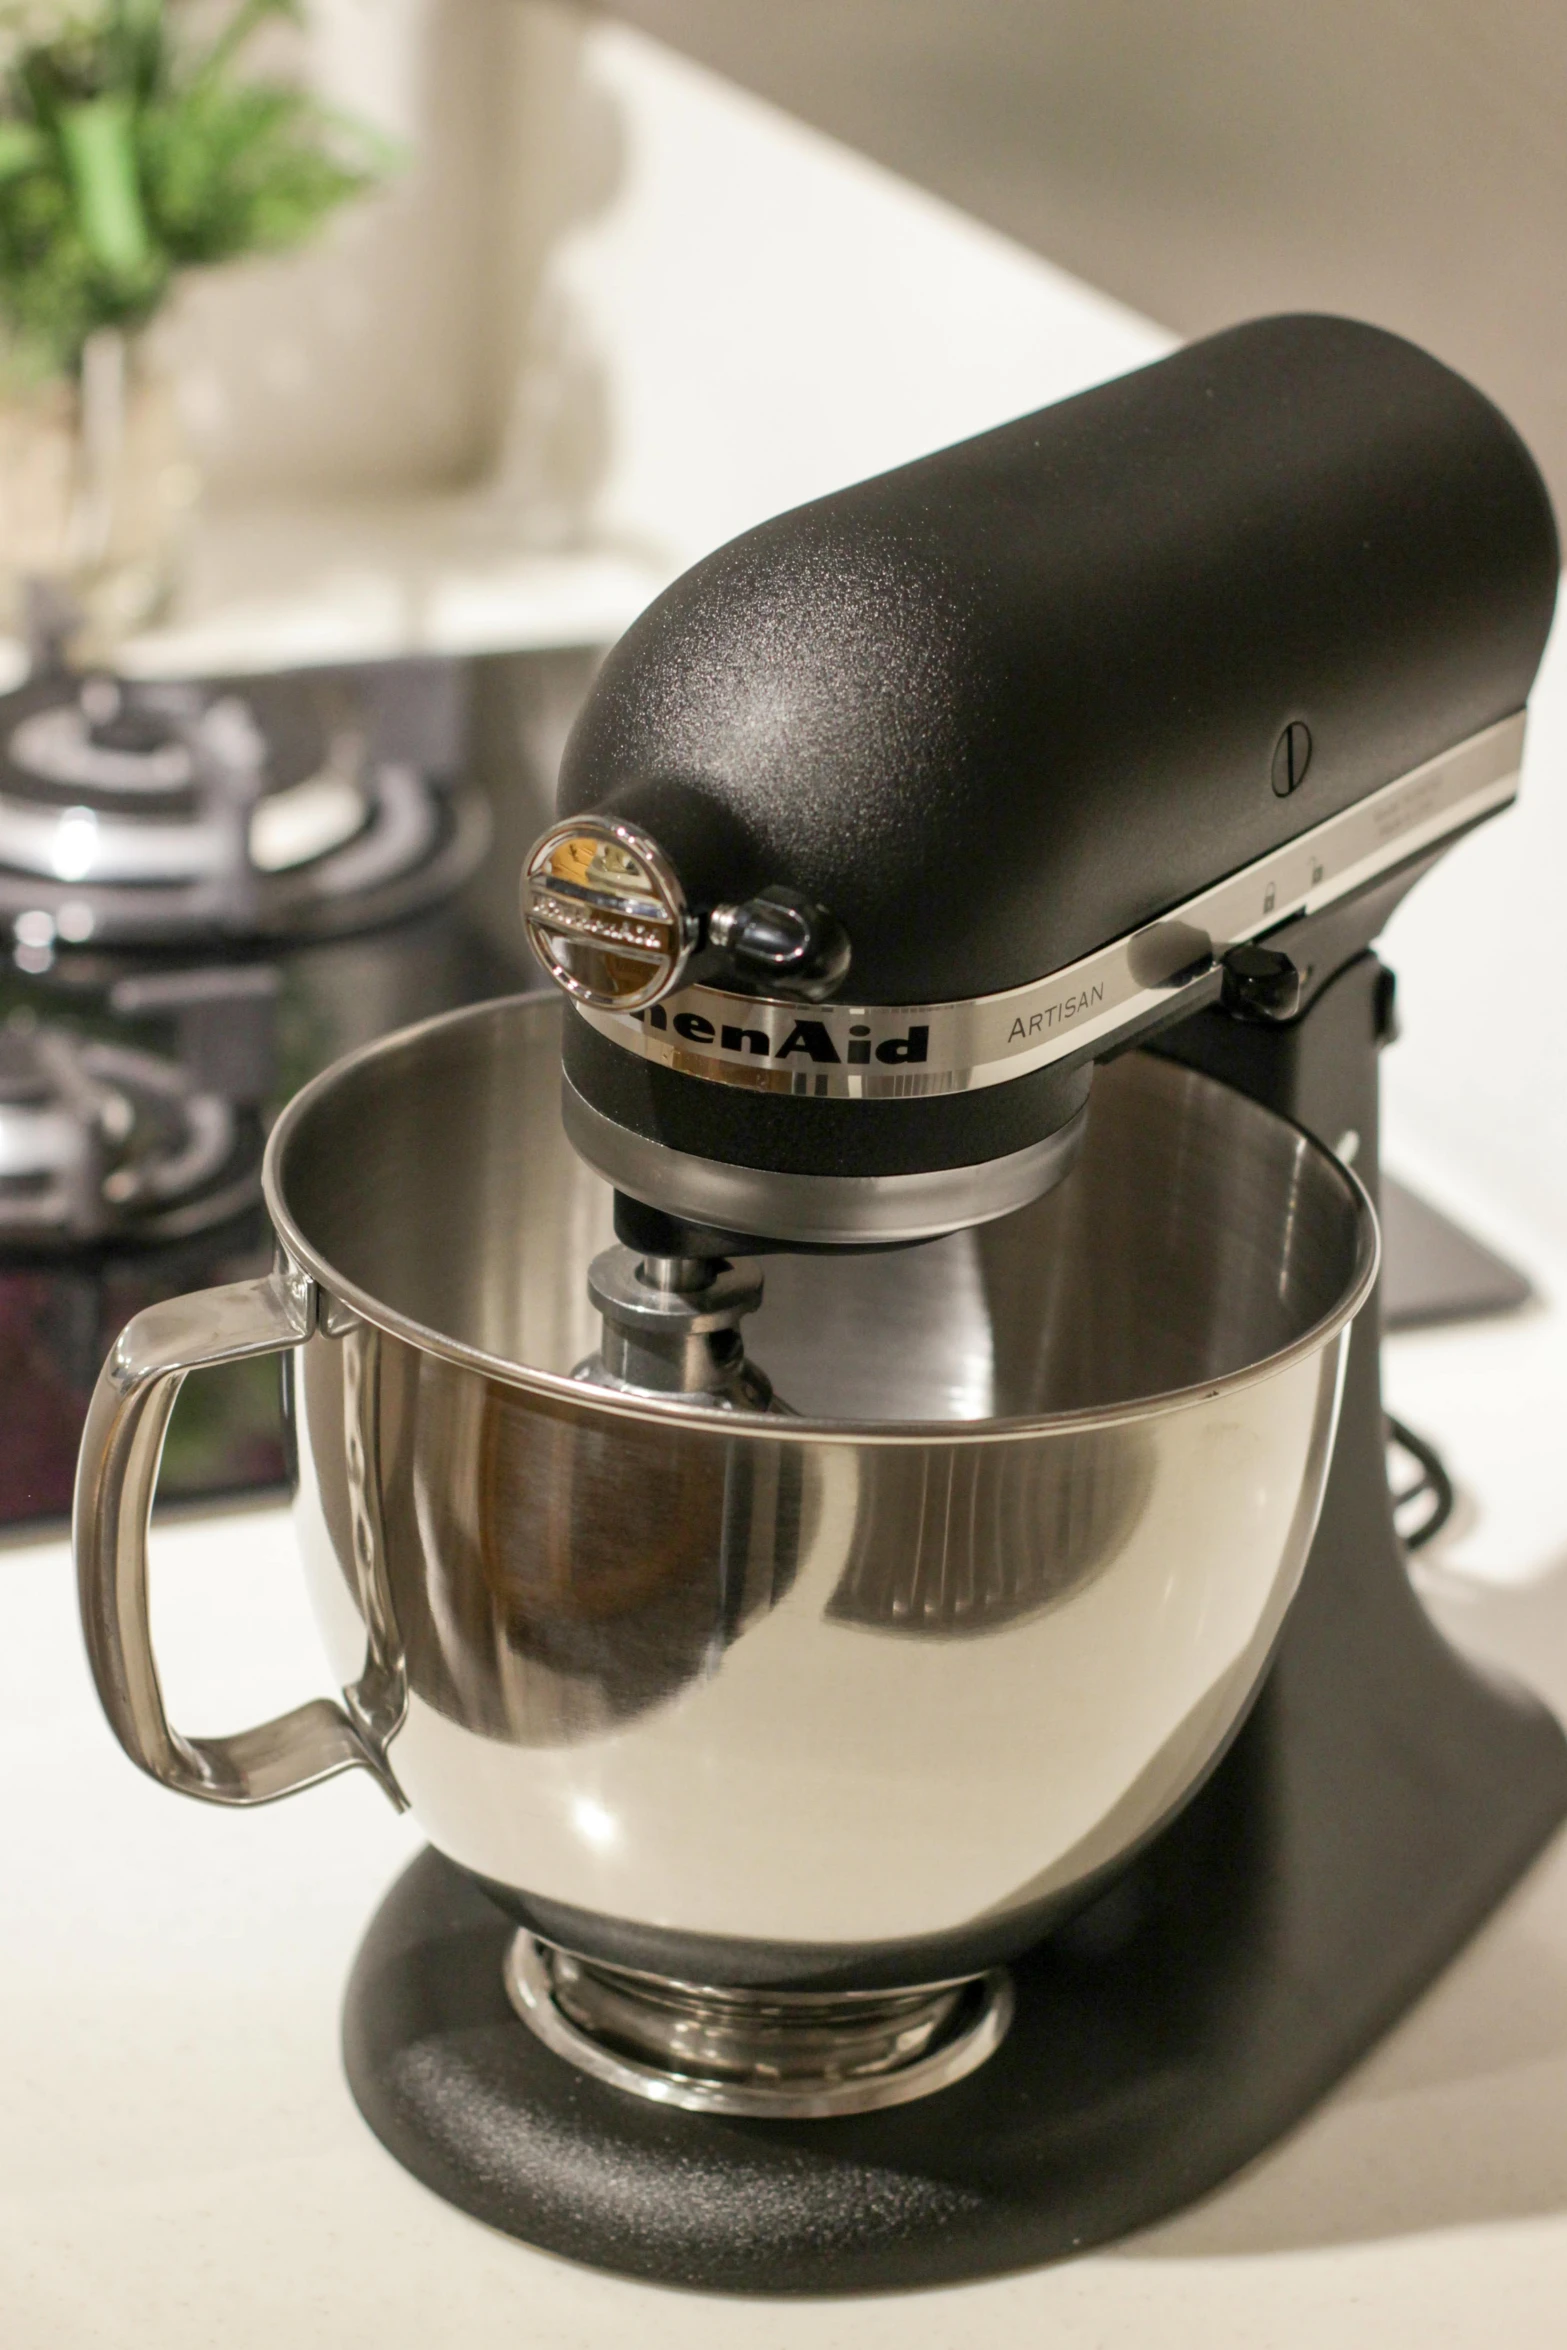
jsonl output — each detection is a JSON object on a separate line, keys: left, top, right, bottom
{"left": 0, "top": 0, "right": 395, "bottom": 381}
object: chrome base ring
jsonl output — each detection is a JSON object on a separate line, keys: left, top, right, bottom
{"left": 503, "top": 1933, "right": 1014, "bottom": 2119}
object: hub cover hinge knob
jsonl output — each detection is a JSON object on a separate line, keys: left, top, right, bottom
{"left": 1220, "top": 942, "right": 1304, "bottom": 1024}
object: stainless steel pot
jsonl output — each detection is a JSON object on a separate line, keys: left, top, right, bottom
{"left": 76, "top": 995, "right": 1377, "bottom": 1997}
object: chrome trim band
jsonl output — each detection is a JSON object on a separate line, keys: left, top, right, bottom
{"left": 503, "top": 1932, "right": 1015, "bottom": 2119}
{"left": 562, "top": 1077, "right": 1090, "bottom": 1242}
{"left": 573, "top": 713, "right": 1524, "bottom": 1100}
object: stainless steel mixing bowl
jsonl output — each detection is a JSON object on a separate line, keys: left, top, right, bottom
{"left": 77, "top": 994, "right": 1377, "bottom": 1987}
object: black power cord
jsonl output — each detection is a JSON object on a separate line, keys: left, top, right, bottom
{"left": 1386, "top": 1415, "right": 1457, "bottom": 1552}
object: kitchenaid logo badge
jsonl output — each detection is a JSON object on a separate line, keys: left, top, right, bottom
{"left": 1005, "top": 981, "right": 1105, "bottom": 1044}
{"left": 629, "top": 1001, "right": 930, "bottom": 1065}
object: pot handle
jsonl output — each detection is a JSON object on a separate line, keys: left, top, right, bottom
{"left": 74, "top": 1268, "right": 403, "bottom": 1809}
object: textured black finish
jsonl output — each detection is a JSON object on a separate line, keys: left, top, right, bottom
{"left": 559, "top": 316, "right": 1557, "bottom": 1008}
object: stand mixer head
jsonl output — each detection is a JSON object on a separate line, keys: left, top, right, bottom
{"left": 523, "top": 310, "right": 1554, "bottom": 1454}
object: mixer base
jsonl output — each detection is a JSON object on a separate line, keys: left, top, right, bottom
{"left": 342, "top": 1576, "right": 1567, "bottom": 2293}
{"left": 341, "top": 949, "right": 1567, "bottom": 2292}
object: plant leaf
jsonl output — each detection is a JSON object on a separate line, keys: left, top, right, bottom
{"left": 58, "top": 92, "right": 153, "bottom": 279}
{"left": 0, "top": 119, "right": 47, "bottom": 181}
{"left": 0, "top": 0, "right": 396, "bottom": 374}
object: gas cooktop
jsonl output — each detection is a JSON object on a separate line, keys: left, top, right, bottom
{"left": 0, "top": 652, "right": 533, "bottom": 1532}
{"left": 0, "top": 665, "right": 490, "bottom": 950}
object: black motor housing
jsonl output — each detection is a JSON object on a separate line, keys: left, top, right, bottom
{"left": 554, "top": 314, "right": 1557, "bottom": 1210}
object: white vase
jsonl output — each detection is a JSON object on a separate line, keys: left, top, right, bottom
{"left": 0, "top": 328, "right": 201, "bottom": 655}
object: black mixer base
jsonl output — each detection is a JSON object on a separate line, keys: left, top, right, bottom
{"left": 342, "top": 1576, "right": 1567, "bottom": 2294}
{"left": 342, "top": 952, "right": 1567, "bottom": 2293}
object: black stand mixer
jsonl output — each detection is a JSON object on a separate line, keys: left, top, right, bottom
{"left": 77, "top": 315, "right": 1567, "bottom": 2293}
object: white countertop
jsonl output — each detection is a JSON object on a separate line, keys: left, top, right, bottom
{"left": 0, "top": 497, "right": 673, "bottom": 687}
{"left": 111, "top": 498, "right": 674, "bottom": 679}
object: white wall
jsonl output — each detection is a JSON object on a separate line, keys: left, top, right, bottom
{"left": 498, "top": 10, "right": 1169, "bottom": 568}
{"left": 154, "top": 0, "right": 515, "bottom": 500}
{"left": 604, "top": 0, "right": 1567, "bottom": 529}
{"left": 155, "top": 2, "right": 1168, "bottom": 548}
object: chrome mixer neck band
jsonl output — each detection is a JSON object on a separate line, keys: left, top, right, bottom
{"left": 560, "top": 712, "right": 1522, "bottom": 1103}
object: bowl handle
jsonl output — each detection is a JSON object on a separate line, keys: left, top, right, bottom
{"left": 74, "top": 1268, "right": 404, "bottom": 1810}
